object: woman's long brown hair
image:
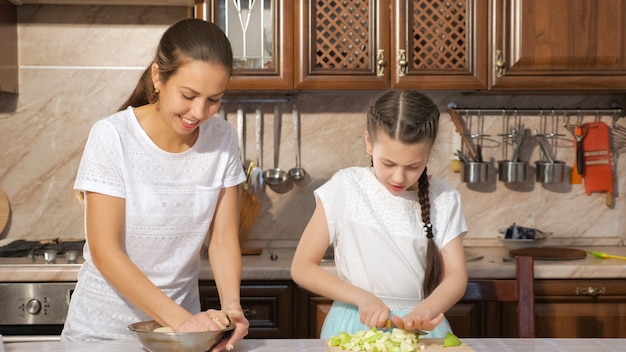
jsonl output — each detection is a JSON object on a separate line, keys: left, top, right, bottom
{"left": 118, "top": 18, "right": 233, "bottom": 111}
{"left": 367, "top": 90, "right": 442, "bottom": 297}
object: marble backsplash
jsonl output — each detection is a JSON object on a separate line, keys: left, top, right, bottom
{"left": 0, "top": 5, "right": 624, "bottom": 248}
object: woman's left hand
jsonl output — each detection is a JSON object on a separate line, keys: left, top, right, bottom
{"left": 210, "top": 307, "right": 249, "bottom": 352}
{"left": 390, "top": 310, "right": 444, "bottom": 332}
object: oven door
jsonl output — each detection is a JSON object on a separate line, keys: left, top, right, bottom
{"left": 0, "top": 283, "right": 75, "bottom": 337}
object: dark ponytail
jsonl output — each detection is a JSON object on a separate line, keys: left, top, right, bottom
{"left": 118, "top": 67, "right": 158, "bottom": 111}
{"left": 418, "top": 167, "right": 443, "bottom": 297}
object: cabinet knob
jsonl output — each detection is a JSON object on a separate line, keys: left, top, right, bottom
{"left": 575, "top": 286, "right": 606, "bottom": 297}
{"left": 397, "top": 49, "right": 407, "bottom": 77}
{"left": 495, "top": 49, "right": 505, "bottom": 78}
{"left": 376, "top": 49, "right": 386, "bottom": 77}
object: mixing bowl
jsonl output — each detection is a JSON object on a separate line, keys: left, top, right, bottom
{"left": 128, "top": 320, "right": 234, "bottom": 352}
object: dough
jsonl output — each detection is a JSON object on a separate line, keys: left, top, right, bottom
{"left": 153, "top": 326, "right": 175, "bottom": 333}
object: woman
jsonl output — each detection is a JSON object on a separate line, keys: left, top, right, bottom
{"left": 291, "top": 90, "right": 468, "bottom": 339}
{"left": 62, "top": 19, "right": 249, "bottom": 351}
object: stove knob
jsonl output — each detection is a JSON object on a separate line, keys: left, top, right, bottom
{"left": 26, "top": 299, "right": 42, "bottom": 315}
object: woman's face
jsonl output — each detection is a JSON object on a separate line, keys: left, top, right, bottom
{"left": 365, "top": 130, "right": 432, "bottom": 194}
{"left": 153, "top": 60, "right": 230, "bottom": 136}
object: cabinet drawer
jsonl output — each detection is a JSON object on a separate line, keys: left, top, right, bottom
{"left": 535, "top": 279, "right": 626, "bottom": 299}
{"left": 199, "top": 281, "right": 293, "bottom": 338}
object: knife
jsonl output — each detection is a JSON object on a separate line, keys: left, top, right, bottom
{"left": 588, "top": 251, "right": 626, "bottom": 261}
{"left": 385, "top": 320, "right": 427, "bottom": 335}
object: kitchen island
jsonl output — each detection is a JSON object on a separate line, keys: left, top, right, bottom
{"left": 2, "top": 338, "right": 626, "bottom": 352}
{"left": 1, "top": 246, "right": 626, "bottom": 339}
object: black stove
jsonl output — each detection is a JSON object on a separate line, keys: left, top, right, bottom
{"left": 0, "top": 239, "right": 85, "bottom": 336}
{"left": 0, "top": 238, "right": 84, "bottom": 261}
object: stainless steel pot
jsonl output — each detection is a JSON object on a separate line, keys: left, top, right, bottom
{"left": 461, "top": 161, "right": 489, "bottom": 183}
{"left": 498, "top": 160, "right": 527, "bottom": 183}
{"left": 535, "top": 160, "right": 566, "bottom": 184}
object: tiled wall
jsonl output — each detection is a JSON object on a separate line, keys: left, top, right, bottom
{"left": 0, "top": 5, "right": 624, "bottom": 248}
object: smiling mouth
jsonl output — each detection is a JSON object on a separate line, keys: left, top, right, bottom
{"left": 180, "top": 116, "right": 198, "bottom": 128}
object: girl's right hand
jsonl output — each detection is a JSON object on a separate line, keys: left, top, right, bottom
{"left": 357, "top": 293, "right": 390, "bottom": 328}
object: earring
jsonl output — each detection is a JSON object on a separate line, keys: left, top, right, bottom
{"left": 368, "top": 154, "right": 373, "bottom": 167}
{"left": 154, "top": 87, "right": 160, "bottom": 94}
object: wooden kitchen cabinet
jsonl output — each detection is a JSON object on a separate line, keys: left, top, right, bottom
{"left": 296, "top": 0, "right": 487, "bottom": 90}
{"left": 501, "top": 279, "right": 626, "bottom": 338}
{"left": 299, "top": 0, "right": 489, "bottom": 90}
{"left": 292, "top": 283, "right": 495, "bottom": 338}
{"left": 199, "top": 0, "right": 626, "bottom": 91}
{"left": 201, "top": 278, "right": 626, "bottom": 339}
{"left": 445, "top": 301, "right": 497, "bottom": 337}
{"left": 293, "top": 286, "right": 332, "bottom": 338}
{"left": 199, "top": 0, "right": 487, "bottom": 90}
{"left": 490, "top": 0, "right": 626, "bottom": 90}
{"left": 198, "top": 280, "right": 293, "bottom": 338}
{"left": 197, "top": 0, "right": 295, "bottom": 90}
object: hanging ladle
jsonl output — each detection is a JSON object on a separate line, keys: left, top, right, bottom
{"left": 288, "top": 103, "right": 306, "bottom": 181}
{"left": 263, "top": 104, "right": 288, "bottom": 186}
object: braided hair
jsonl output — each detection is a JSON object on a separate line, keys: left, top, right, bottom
{"left": 366, "top": 90, "right": 442, "bottom": 297}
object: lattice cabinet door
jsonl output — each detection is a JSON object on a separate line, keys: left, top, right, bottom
{"left": 198, "top": 0, "right": 294, "bottom": 90}
{"left": 391, "top": 0, "right": 488, "bottom": 89}
{"left": 295, "top": 0, "right": 391, "bottom": 89}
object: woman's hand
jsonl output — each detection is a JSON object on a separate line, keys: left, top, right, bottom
{"left": 175, "top": 309, "right": 229, "bottom": 332}
{"left": 357, "top": 293, "right": 391, "bottom": 328}
{"left": 210, "top": 306, "right": 249, "bottom": 352}
{"left": 390, "top": 309, "right": 444, "bottom": 332}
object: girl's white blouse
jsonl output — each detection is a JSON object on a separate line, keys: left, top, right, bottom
{"left": 315, "top": 167, "right": 467, "bottom": 310}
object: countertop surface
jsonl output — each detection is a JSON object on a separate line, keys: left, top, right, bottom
{"left": 1, "top": 246, "right": 626, "bottom": 282}
{"left": 2, "top": 338, "right": 626, "bottom": 352}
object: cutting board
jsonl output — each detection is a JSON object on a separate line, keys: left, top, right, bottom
{"left": 0, "top": 188, "right": 9, "bottom": 235}
{"left": 326, "top": 338, "right": 475, "bottom": 351}
{"left": 509, "top": 247, "right": 587, "bottom": 260}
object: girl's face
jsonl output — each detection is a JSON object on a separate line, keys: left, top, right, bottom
{"left": 365, "top": 130, "right": 432, "bottom": 194}
{"left": 152, "top": 60, "right": 229, "bottom": 136}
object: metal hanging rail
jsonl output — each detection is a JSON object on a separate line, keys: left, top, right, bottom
{"left": 446, "top": 102, "right": 623, "bottom": 118}
{"left": 222, "top": 97, "right": 292, "bottom": 104}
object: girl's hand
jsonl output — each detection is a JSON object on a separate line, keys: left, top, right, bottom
{"left": 211, "top": 307, "right": 249, "bottom": 352}
{"left": 390, "top": 311, "right": 444, "bottom": 332}
{"left": 357, "top": 293, "right": 391, "bottom": 328}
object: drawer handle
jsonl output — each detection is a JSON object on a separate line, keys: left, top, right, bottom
{"left": 397, "top": 49, "right": 407, "bottom": 77}
{"left": 376, "top": 49, "right": 386, "bottom": 77}
{"left": 242, "top": 308, "right": 256, "bottom": 319}
{"left": 575, "top": 286, "right": 606, "bottom": 297}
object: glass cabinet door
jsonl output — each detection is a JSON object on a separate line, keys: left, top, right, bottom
{"left": 200, "top": 0, "right": 294, "bottom": 90}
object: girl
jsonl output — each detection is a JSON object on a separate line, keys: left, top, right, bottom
{"left": 62, "top": 19, "right": 249, "bottom": 351}
{"left": 291, "top": 90, "right": 468, "bottom": 339}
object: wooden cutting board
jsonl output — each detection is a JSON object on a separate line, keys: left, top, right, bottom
{"left": 0, "top": 188, "right": 9, "bottom": 234}
{"left": 509, "top": 247, "right": 587, "bottom": 260}
{"left": 326, "top": 338, "right": 475, "bottom": 351}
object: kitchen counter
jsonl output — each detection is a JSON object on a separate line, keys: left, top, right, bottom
{"left": 1, "top": 246, "right": 626, "bottom": 282}
{"left": 2, "top": 338, "right": 626, "bottom": 352}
